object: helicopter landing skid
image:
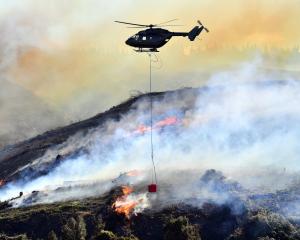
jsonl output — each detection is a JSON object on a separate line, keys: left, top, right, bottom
{"left": 134, "top": 48, "right": 159, "bottom": 53}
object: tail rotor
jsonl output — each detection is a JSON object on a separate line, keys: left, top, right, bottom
{"left": 197, "top": 20, "right": 209, "bottom": 33}
{"left": 188, "top": 20, "right": 209, "bottom": 41}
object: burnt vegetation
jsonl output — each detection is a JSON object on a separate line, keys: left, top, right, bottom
{"left": 0, "top": 186, "right": 299, "bottom": 240}
{"left": 0, "top": 87, "right": 300, "bottom": 239}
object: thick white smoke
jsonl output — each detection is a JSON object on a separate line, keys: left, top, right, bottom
{"left": 1, "top": 59, "right": 300, "bottom": 218}
{"left": 0, "top": 0, "right": 134, "bottom": 147}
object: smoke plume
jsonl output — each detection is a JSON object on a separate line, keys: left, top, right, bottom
{"left": 1, "top": 58, "right": 300, "bottom": 221}
{"left": 1, "top": 0, "right": 300, "bottom": 148}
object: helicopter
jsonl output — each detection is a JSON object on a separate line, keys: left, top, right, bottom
{"left": 115, "top": 19, "right": 209, "bottom": 52}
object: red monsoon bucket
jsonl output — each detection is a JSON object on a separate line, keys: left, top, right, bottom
{"left": 148, "top": 184, "right": 157, "bottom": 193}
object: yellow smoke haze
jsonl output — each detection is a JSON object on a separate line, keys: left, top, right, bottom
{"left": 1, "top": 0, "right": 300, "bottom": 120}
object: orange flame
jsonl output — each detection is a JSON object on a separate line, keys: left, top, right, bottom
{"left": 126, "top": 170, "right": 141, "bottom": 177}
{"left": 134, "top": 116, "right": 179, "bottom": 135}
{"left": 135, "top": 125, "right": 151, "bottom": 134}
{"left": 112, "top": 186, "right": 142, "bottom": 218}
{"left": 154, "top": 116, "right": 178, "bottom": 128}
{"left": 0, "top": 179, "right": 5, "bottom": 187}
{"left": 121, "top": 185, "right": 133, "bottom": 195}
{"left": 113, "top": 200, "right": 140, "bottom": 217}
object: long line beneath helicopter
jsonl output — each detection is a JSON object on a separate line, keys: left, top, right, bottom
{"left": 115, "top": 19, "right": 209, "bottom": 192}
{"left": 148, "top": 53, "right": 158, "bottom": 190}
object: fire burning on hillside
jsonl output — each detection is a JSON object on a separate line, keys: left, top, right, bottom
{"left": 0, "top": 180, "right": 5, "bottom": 187}
{"left": 112, "top": 186, "right": 148, "bottom": 218}
{"left": 134, "top": 116, "right": 180, "bottom": 135}
{"left": 125, "top": 170, "right": 141, "bottom": 177}
{"left": 1, "top": 79, "right": 300, "bottom": 224}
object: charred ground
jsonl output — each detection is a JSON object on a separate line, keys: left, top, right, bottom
{"left": 0, "top": 85, "right": 300, "bottom": 240}
{"left": 1, "top": 185, "right": 300, "bottom": 240}
{"left": 0, "top": 89, "right": 172, "bottom": 182}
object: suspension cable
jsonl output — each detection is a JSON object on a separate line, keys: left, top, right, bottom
{"left": 148, "top": 53, "right": 157, "bottom": 185}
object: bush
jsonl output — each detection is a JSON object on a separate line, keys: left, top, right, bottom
{"left": 61, "top": 216, "right": 87, "bottom": 240}
{"left": 164, "top": 216, "right": 201, "bottom": 240}
{"left": 93, "top": 230, "right": 116, "bottom": 240}
{"left": 0, "top": 234, "right": 28, "bottom": 240}
{"left": 92, "top": 230, "right": 139, "bottom": 240}
{"left": 244, "top": 210, "right": 300, "bottom": 240}
{"left": 47, "top": 230, "right": 58, "bottom": 240}
{"left": 118, "top": 236, "right": 139, "bottom": 240}
{"left": 228, "top": 209, "right": 300, "bottom": 240}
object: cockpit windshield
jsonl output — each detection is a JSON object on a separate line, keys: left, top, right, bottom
{"left": 131, "top": 34, "right": 139, "bottom": 40}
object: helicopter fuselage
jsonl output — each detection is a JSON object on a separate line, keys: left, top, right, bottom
{"left": 125, "top": 28, "right": 188, "bottom": 51}
{"left": 117, "top": 20, "right": 208, "bottom": 52}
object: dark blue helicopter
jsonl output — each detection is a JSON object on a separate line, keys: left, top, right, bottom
{"left": 115, "top": 19, "right": 209, "bottom": 52}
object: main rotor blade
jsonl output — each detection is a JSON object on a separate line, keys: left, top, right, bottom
{"left": 157, "top": 18, "right": 179, "bottom": 25}
{"left": 127, "top": 26, "right": 147, "bottom": 28}
{"left": 127, "top": 25, "right": 183, "bottom": 29}
{"left": 158, "top": 24, "right": 183, "bottom": 27}
{"left": 115, "top": 21, "right": 149, "bottom": 27}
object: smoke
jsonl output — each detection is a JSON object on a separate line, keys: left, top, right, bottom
{"left": 0, "top": 80, "right": 68, "bottom": 148}
{"left": 0, "top": 2, "right": 66, "bottom": 147}
{"left": 0, "top": 0, "right": 134, "bottom": 147}
{"left": 1, "top": 0, "right": 300, "bottom": 148}
{"left": 1, "top": 57, "right": 300, "bottom": 220}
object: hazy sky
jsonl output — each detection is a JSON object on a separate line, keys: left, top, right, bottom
{"left": 1, "top": 0, "right": 300, "bottom": 140}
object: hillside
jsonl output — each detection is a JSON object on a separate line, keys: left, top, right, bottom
{"left": 1, "top": 83, "right": 300, "bottom": 240}
{"left": 0, "top": 90, "right": 169, "bottom": 181}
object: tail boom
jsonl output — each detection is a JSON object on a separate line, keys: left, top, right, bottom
{"left": 170, "top": 32, "right": 189, "bottom": 37}
{"left": 170, "top": 20, "right": 208, "bottom": 41}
